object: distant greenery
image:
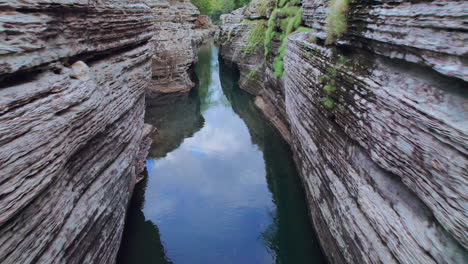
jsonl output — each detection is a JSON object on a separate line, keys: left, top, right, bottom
{"left": 191, "top": 0, "right": 252, "bottom": 23}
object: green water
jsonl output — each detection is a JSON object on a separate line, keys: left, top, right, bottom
{"left": 116, "top": 44, "right": 326, "bottom": 264}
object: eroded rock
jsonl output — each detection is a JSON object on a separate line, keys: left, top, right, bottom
{"left": 218, "top": 0, "right": 468, "bottom": 263}
{"left": 0, "top": 0, "right": 154, "bottom": 263}
{"left": 147, "top": 0, "right": 217, "bottom": 98}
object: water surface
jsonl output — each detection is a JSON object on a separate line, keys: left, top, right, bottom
{"left": 117, "top": 44, "right": 326, "bottom": 264}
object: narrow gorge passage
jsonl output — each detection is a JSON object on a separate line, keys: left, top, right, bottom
{"left": 116, "top": 44, "right": 326, "bottom": 264}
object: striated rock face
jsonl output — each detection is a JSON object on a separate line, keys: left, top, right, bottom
{"left": 302, "top": 0, "right": 468, "bottom": 81}
{"left": 0, "top": 0, "right": 154, "bottom": 263}
{"left": 285, "top": 33, "right": 467, "bottom": 264}
{"left": 147, "top": 0, "right": 216, "bottom": 98}
{"left": 219, "top": 0, "right": 467, "bottom": 263}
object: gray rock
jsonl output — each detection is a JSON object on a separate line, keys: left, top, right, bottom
{"left": 0, "top": 0, "right": 153, "bottom": 263}
{"left": 302, "top": 0, "right": 468, "bottom": 81}
{"left": 219, "top": 0, "right": 468, "bottom": 263}
{"left": 147, "top": 0, "right": 216, "bottom": 97}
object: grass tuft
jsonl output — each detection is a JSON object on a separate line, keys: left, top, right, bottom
{"left": 325, "top": 0, "right": 351, "bottom": 44}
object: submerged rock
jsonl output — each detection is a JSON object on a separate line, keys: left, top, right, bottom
{"left": 0, "top": 0, "right": 154, "bottom": 263}
{"left": 219, "top": 0, "right": 467, "bottom": 263}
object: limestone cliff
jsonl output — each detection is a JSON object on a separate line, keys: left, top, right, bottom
{"left": 0, "top": 0, "right": 153, "bottom": 263}
{"left": 146, "top": 0, "right": 216, "bottom": 97}
{"left": 219, "top": 0, "right": 468, "bottom": 263}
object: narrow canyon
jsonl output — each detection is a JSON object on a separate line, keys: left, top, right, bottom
{"left": 0, "top": 0, "right": 466, "bottom": 263}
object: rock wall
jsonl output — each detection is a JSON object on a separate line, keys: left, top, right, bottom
{"left": 0, "top": 0, "right": 154, "bottom": 263}
{"left": 219, "top": 0, "right": 468, "bottom": 263}
{"left": 147, "top": 0, "right": 216, "bottom": 98}
{"left": 218, "top": 6, "right": 292, "bottom": 142}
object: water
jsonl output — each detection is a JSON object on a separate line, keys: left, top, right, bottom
{"left": 117, "top": 44, "right": 326, "bottom": 264}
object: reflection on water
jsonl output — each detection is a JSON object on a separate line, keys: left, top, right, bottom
{"left": 117, "top": 44, "right": 326, "bottom": 264}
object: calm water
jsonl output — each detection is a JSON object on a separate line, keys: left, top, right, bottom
{"left": 117, "top": 44, "right": 326, "bottom": 264}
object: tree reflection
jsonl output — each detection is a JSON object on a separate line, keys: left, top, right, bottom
{"left": 116, "top": 173, "right": 173, "bottom": 264}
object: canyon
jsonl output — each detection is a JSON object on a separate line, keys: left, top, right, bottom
{"left": 0, "top": 0, "right": 466, "bottom": 263}
{"left": 0, "top": 0, "right": 211, "bottom": 263}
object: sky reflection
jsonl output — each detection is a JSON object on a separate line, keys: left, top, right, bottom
{"left": 117, "top": 44, "right": 326, "bottom": 264}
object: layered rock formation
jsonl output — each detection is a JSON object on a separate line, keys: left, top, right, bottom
{"left": 0, "top": 0, "right": 154, "bottom": 263}
{"left": 218, "top": 6, "right": 292, "bottom": 142}
{"left": 147, "top": 0, "right": 216, "bottom": 97}
{"left": 219, "top": 0, "right": 468, "bottom": 263}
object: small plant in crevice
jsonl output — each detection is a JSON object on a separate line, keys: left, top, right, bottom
{"left": 325, "top": 0, "right": 352, "bottom": 44}
{"left": 320, "top": 97, "right": 334, "bottom": 109}
{"left": 318, "top": 55, "right": 348, "bottom": 109}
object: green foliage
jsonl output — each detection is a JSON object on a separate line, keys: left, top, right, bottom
{"left": 257, "top": 0, "right": 275, "bottom": 16}
{"left": 294, "top": 27, "right": 313, "bottom": 33}
{"left": 323, "top": 84, "right": 336, "bottom": 93}
{"left": 273, "top": 56, "right": 284, "bottom": 77}
{"left": 263, "top": 0, "right": 306, "bottom": 77}
{"left": 320, "top": 97, "right": 334, "bottom": 109}
{"left": 325, "top": 0, "right": 351, "bottom": 44}
{"left": 191, "top": 0, "right": 252, "bottom": 22}
{"left": 243, "top": 20, "right": 267, "bottom": 55}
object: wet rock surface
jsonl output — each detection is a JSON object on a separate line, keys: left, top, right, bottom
{"left": 219, "top": 0, "right": 468, "bottom": 263}
{"left": 147, "top": 0, "right": 217, "bottom": 98}
{"left": 0, "top": 0, "right": 153, "bottom": 263}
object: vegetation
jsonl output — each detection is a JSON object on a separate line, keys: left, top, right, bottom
{"left": 263, "top": 0, "right": 305, "bottom": 77}
{"left": 248, "top": 69, "right": 258, "bottom": 80}
{"left": 320, "top": 97, "right": 334, "bottom": 109}
{"left": 191, "top": 0, "right": 252, "bottom": 22}
{"left": 243, "top": 20, "right": 267, "bottom": 55}
{"left": 318, "top": 55, "right": 347, "bottom": 109}
{"left": 257, "top": 0, "right": 273, "bottom": 16}
{"left": 325, "top": 0, "right": 351, "bottom": 44}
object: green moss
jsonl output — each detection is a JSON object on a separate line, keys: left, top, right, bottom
{"left": 321, "top": 97, "right": 334, "bottom": 109}
{"left": 325, "top": 0, "right": 351, "bottom": 44}
{"left": 294, "top": 27, "right": 313, "bottom": 33}
{"left": 273, "top": 56, "right": 284, "bottom": 77}
{"left": 278, "top": 41, "right": 287, "bottom": 57}
{"left": 324, "top": 84, "right": 336, "bottom": 93}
